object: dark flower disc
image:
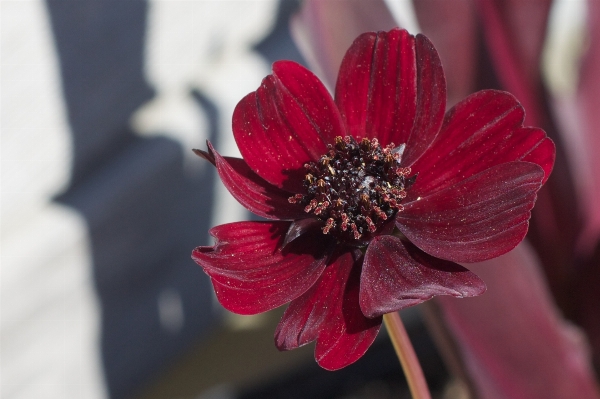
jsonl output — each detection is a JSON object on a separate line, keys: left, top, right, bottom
{"left": 290, "top": 136, "right": 415, "bottom": 242}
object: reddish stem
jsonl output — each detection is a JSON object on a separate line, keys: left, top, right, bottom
{"left": 383, "top": 311, "right": 432, "bottom": 399}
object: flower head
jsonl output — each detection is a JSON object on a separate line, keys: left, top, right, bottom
{"left": 192, "top": 28, "right": 555, "bottom": 370}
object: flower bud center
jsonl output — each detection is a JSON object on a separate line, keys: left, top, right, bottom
{"left": 289, "top": 136, "right": 415, "bottom": 242}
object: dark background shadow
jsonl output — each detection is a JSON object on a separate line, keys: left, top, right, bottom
{"left": 46, "top": 1, "right": 218, "bottom": 398}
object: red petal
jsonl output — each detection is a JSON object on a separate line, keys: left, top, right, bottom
{"left": 192, "top": 221, "right": 332, "bottom": 315}
{"left": 401, "top": 34, "right": 448, "bottom": 167}
{"left": 275, "top": 251, "right": 382, "bottom": 370}
{"left": 208, "top": 142, "right": 306, "bottom": 220}
{"left": 334, "top": 29, "right": 446, "bottom": 164}
{"left": 397, "top": 162, "right": 545, "bottom": 263}
{"left": 282, "top": 218, "right": 323, "bottom": 248}
{"left": 232, "top": 61, "right": 345, "bottom": 192}
{"left": 335, "top": 29, "right": 416, "bottom": 146}
{"left": 409, "top": 90, "right": 554, "bottom": 199}
{"left": 360, "top": 236, "right": 485, "bottom": 318}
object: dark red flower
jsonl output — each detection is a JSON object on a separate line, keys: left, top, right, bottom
{"left": 192, "top": 28, "right": 555, "bottom": 370}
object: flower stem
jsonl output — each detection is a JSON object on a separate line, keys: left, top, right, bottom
{"left": 383, "top": 312, "right": 431, "bottom": 399}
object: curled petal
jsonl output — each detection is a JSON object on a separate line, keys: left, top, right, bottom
{"left": 275, "top": 250, "right": 382, "bottom": 370}
{"left": 409, "top": 90, "right": 555, "bottom": 199}
{"left": 398, "top": 162, "right": 545, "bottom": 263}
{"left": 360, "top": 236, "right": 485, "bottom": 318}
{"left": 207, "top": 142, "right": 306, "bottom": 220}
{"left": 334, "top": 28, "right": 446, "bottom": 163}
{"left": 192, "top": 221, "right": 332, "bottom": 315}
{"left": 233, "top": 61, "right": 345, "bottom": 192}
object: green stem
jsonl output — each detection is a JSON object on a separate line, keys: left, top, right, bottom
{"left": 383, "top": 312, "right": 432, "bottom": 399}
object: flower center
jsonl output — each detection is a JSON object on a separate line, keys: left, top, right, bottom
{"left": 289, "top": 136, "right": 415, "bottom": 242}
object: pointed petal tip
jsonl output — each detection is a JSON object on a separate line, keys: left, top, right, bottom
{"left": 315, "top": 316, "right": 382, "bottom": 371}
{"left": 192, "top": 148, "right": 215, "bottom": 166}
{"left": 209, "top": 143, "right": 307, "bottom": 220}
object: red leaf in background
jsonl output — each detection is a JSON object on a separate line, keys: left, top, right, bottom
{"left": 473, "top": 0, "right": 582, "bottom": 309}
{"left": 474, "top": 0, "right": 552, "bottom": 127}
{"left": 575, "top": 0, "right": 600, "bottom": 251}
{"left": 573, "top": 0, "right": 600, "bottom": 370}
{"left": 412, "top": 0, "right": 477, "bottom": 107}
{"left": 437, "top": 242, "right": 600, "bottom": 399}
{"left": 415, "top": 0, "right": 600, "bottom": 390}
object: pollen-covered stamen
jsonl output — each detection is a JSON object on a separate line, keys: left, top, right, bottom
{"left": 323, "top": 218, "right": 335, "bottom": 234}
{"left": 373, "top": 206, "right": 387, "bottom": 220}
{"left": 341, "top": 213, "right": 349, "bottom": 231}
{"left": 365, "top": 217, "right": 376, "bottom": 233}
{"left": 314, "top": 201, "right": 330, "bottom": 215}
{"left": 351, "top": 223, "right": 360, "bottom": 240}
{"left": 289, "top": 136, "right": 416, "bottom": 242}
{"left": 304, "top": 199, "right": 318, "bottom": 213}
{"left": 288, "top": 194, "right": 304, "bottom": 204}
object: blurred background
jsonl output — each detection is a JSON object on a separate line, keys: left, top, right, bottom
{"left": 1, "top": 1, "right": 599, "bottom": 399}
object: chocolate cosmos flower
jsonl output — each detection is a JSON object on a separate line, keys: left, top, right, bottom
{"left": 192, "top": 28, "right": 555, "bottom": 370}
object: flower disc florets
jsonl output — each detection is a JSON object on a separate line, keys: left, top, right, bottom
{"left": 289, "top": 136, "right": 415, "bottom": 242}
